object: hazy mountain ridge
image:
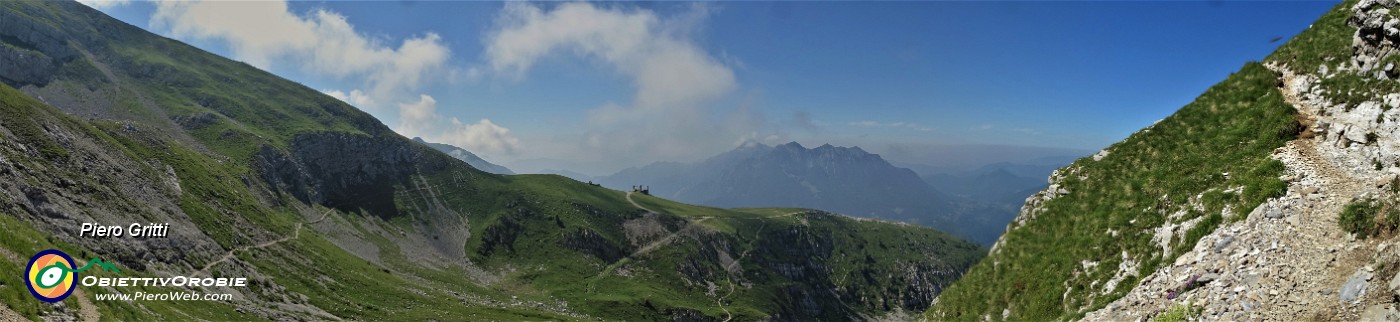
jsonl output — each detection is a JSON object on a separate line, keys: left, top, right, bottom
{"left": 601, "top": 141, "right": 945, "bottom": 212}
{"left": 598, "top": 141, "right": 1022, "bottom": 244}
{"left": 412, "top": 137, "right": 515, "bottom": 174}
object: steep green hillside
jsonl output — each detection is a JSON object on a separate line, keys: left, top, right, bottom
{"left": 927, "top": 2, "right": 1362, "bottom": 320}
{"left": 926, "top": 49, "right": 1301, "bottom": 322}
{"left": 0, "top": 1, "right": 983, "bottom": 320}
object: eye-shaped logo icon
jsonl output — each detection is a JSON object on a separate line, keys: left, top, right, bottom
{"left": 26, "top": 249, "right": 77, "bottom": 303}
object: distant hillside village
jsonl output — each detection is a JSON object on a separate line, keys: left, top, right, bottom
{"left": 581, "top": 180, "right": 649, "bottom": 196}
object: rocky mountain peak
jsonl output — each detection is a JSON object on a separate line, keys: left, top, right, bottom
{"left": 777, "top": 141, "right": 805, "bottom": 150}
{"left": 411, "top": 137, "right": 515, "bottom": 175}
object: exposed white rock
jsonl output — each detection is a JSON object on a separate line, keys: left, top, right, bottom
{"left": 1101, "top": 251, "right": 1139, "bottom": 295}
{"left": 1093, "top": 149, "right": 1111, "bottom": 161}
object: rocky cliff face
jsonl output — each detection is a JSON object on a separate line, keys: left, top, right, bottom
{"left": 0, "top": 3, "right": 79, "bottom": 87}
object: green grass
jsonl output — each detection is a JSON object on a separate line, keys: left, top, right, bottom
{"left": 1268, "top": 1, "right": 1355, "bottom": 74}
{"left": 0, "top": 82, "right": 576, "bottom": 320}
{"left": 0, "top": 85, "right": 70, "bottom": 159}
{"left": 1151, "top": 301, "right": 1199, "bottom": 322}
{"left": 238, "top": 225, "right": 574, "bottom": 321}
{"left": 0, "top": 213, "right": 78, "bottom": 320}
{"left": 1338, "top": 194, "right": 1400, "bottom": 239}
{"left": 405, "top": 168, "right": 983, "bottom": 320}
{"left": 928, "top": 62, "right": 1298, "bottom": 321}
{"left": 1341, "top": 199, "right": 1380, "bottom": 237}
{"left": 1319, "top": 73, "right": 1400, "bottom": 111}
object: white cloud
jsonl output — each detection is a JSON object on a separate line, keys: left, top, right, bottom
{"left": 321, "top": 89, "right": 374, "bottom": 108}
{"left": 394, "top": 95, "right": 521, "bottom": 157}
{"left": 440, "top": 118, "right": 520, "bottom": 155}
{"left": 481, "top": 2, "right": 759, "bottom": 163}
{"left": 485, "top": 2, "right": 733, "bottom": 109}
{"left": 150, "top": 0, "right": 449, "bottom": 102}
{"left": 148, "top": 0, "right": 497, "bottom": 157}
{"left": 77, "top": 0, "right": 129, "bottom": 9}
{"left": 322, "top": 89, "right": 347, "bottom": 101}
{"left": 396, "top": 94, "right": 438, "bottom": 138}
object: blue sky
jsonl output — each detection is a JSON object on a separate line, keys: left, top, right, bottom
{"left": 84, "top": 0, "right": 1339, "bottom": 174}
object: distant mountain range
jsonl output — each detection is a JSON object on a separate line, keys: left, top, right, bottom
{"left": 596, "top": 141, "right": 1019, "bottom": 243}
{"left": 413, "top": 137, "right": 514, "bottom": 174}
{"left": 918, "top": 159, "right": 1075, "bottom": 204}
{"left": 599, "top": 141, "right": 948, "bottom": 216}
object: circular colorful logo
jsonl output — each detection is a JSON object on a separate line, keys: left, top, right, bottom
{"left": 25, "top": 249, "right": 77, "bottom": 303}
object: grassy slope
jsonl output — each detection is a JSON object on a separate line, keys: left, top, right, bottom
{"left": 1267, "top": 1, "right": 1356, "bottom": 77}
{"left": 0, "top": 61, "right": 613, "bottom": 320}
{"left": 423, "top": 172, "right": 985, "bottom": 320}
{"left": 928, "top": 2, "right": 1362, "bottom": 319}
{"left": 0, "top": 82, "right": 266, "bottom": 320}
{"left": 927, "top": 62, "right": 1298, "bottom": 319}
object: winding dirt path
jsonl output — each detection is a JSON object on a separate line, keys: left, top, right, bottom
{"left": 1083, "top": 63, "right": 1376, "bottom": 321}
{"left": 74, "top": 289, "right": 99, "bottom": 322}
{"left": 620, "top": 192, "right": 713, "bottom": 257}
{"left": 624, "top": 191, "right": 658, "bottom": 214}
{"left": 717, "top": 222, "right": 764, "bottom": 322}
{"left": 197, "top": 208, "right": 334, "bottom": 275}
{"left": 617, "top": 192, "right": 812, "bottom": 320}
{"left": 590, "top": 193, "right": 711, "bottom": 282}
{"left": 717, "top": 210, "right": 806, "bottom": 322}
{"left": 1263, "top": 64, "right": 1373, "bottom": 320}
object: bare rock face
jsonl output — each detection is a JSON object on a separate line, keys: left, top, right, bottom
{"left": 1353, "top": 0, "right": 1400, "bottom": 78}
{"left": 254, "top": 132, "right": 479, "bottom": 264}
{"left": 0, "top": 113, "right": 236, "bottom": 298}
{"left": 1292, "top": 0, "right": 1400, "bottom": 179}
{"left": 253, "top": 132, "right": 461, "bottom": 219}
{"left": 0, "top": 43, "right": 58, "bottom": 87}
{"left": 253, "top": 145, "right": 321, "bottom": 205}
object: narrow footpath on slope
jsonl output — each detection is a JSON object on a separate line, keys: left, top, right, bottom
{"left": 197, "top": 208, "right": 335, "bottom": 275}
{"left": 589, "top": 192, "right": 710, "bottom": 284}
{"left": 1083, "top": 63, "right": 1377, "bottom": 321}
{"left": 614, "top": 192, "right": 813, "bottom": 321}
{"left": 621, "top": 192, "right": 712, "bottom": 258}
